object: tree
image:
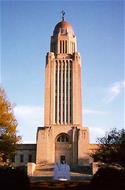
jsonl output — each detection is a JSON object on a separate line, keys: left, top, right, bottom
{"left": 91, "top": 167, "right": 125, "bottom": 190}
{"left": 91, "top": 128, "right": 125, "bottom": 168}
{"left": 0, "top": 87, "right": 21, "bottom": 164}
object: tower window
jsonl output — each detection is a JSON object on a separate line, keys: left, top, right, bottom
{"left": 59, "top": 62, "right": 61, "bottom": 123}
{"left": 66, "top": 62, "right": 68, "bottom": 123}
{"left": 65, "top": 41, "right": 67, "bottom": 53}
{"left": 63, "top": 40, "right": 64, "bottom": 53}
{"left": 55, "top": 61, "right": 58, "bottom": 123}
{"left": 60, "top": 41, "right": 62, "bottom": 53}
{"left": 70, "top": 61, "right": 72, "bottom": 123}
{"left": 57, "top": 134, "right": 69, "bottom": 142}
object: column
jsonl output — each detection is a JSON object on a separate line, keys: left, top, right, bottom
{"left": 68, "top": 60, "right": 70, "bottom": 124}
{"left": 57, "top": 60, "right": 59, "bottom": 123}
{"left": 64, "top": 60, "right": 66, "bottom": 124}
{"left": 61, "top": 60, "right": 63, "bottom": 123}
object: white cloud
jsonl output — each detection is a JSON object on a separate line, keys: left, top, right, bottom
{"left": 84, "top": 109, "right": 106, "bottom": 115}
{"left": 14, "top": 105, "right": 43, "bottom": 120}
{"left": 103, "top": 81, "right": 125, "bottom": 103}
{"left": 14, "top": 105, "right": 44, "bottom": 143}
{"left": 23, "top": 141, "right": 36, "bottom": 144}
{"left": 89, "top": 126, "right": 106, "bottom": 143}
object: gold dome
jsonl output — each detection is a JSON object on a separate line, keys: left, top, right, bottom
{"left": 53, "top": 21, "right": 74, "bottom": 36}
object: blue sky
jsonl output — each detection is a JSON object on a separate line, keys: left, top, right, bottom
{"left": 1, "top": 0, "right": 124, "bottom": 143}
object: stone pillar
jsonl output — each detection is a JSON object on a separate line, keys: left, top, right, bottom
{"left": 44, "top": 52, "right": 55, "bottom": 126}
{"left": 72, "top": 126, "right": 78, "bottom": 165}
{"left": 27, "top": 163, "right": 36, "bottom": 176}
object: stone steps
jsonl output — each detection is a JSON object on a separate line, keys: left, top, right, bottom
{"left": 33, "top": 164, "right": 92, "bottom": 180}
{"left": 30, "top": 174, "right": 92, "bottom": 182}
{"left": 33, "top": 164, "right": 54, "bottom": 176}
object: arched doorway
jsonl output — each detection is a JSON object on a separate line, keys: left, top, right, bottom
{"left": 55, "top": 133, "right": 72, "bottom": 165}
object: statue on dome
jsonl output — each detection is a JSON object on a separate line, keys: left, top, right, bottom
{"left": 61, "top": 10, "right": 65, "bottom": 21}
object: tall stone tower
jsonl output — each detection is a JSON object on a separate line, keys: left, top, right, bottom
{"left": 36, "top": 14, "right": 89, "bottom": 166}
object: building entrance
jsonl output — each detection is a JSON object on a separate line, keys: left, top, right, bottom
{"left": 55, "top": 133, "right": 72, "bottom": 165}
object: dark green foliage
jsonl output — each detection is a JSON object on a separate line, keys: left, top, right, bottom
{"left": 0, "top": 167, "right": 30, "bottom": 190}
{"left": 91, "top": 128, "right": 125, "bottom": 168}
{"left": 91, "top": 166, "right": 125, "bottom": 190}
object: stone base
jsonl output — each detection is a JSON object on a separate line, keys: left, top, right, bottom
{"left": 27, "top": 162, "right": 36, "bottom": 176}
{"left": 36, "top": 125, "right": 89, "bottom": 166}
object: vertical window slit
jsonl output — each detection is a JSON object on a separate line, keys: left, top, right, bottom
{"left": 55, "top": 60, "right": 58, "bottom": 123}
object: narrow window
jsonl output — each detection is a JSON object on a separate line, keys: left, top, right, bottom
{"left": 20, "top": 154, "right": 24, "bottom": 163}
{"left": 63, "top": 40, "right": 65, "bottom": 53}
{"left": 59, "top": 61, "right": 61, "bottom": 123}
{"left": 70, "top": 60, "right": 72, "bottom": 123}
{"left": 66, "top": 61, "right": 68, "bottom": 123}
{"left": 55, "top": 61, "right": 58, "bottom": 123}
{"left": 28, "top": 154, "right": 32, "bottom": 162}
{"left": 60, "top": 41, "right": 61, "bottom": 53}
{"left": 65, "top": 41, "right": 67, "bottom": 53}
{"left": 65, "top": 136, "right": 69, "bottom": 142}
{"left": 63, "top": 60, "right": 65, "bottom": 123}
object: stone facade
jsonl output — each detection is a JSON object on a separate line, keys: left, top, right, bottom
{"left": 13, "top": 18, "right": 96, "bottom": 170}
{"left": 36, "top": 126, "right": 89, "bottom": 166}
{"left": 12, "top": 144, "right": 36, "bottom": 167}
{"left": 36, "top": 18, "right": 90, "bottom": 167}
{"left": 13, "top": 143, "right": 98, "bottom": 167}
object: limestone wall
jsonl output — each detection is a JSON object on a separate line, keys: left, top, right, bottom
{"left": 12, "top": 144, "right": 36, "bottom": 167}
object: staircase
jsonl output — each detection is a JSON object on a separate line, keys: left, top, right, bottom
{"left": 32, "top": 164, "right": 92, "bottom": 181}
{"left": 33, "top": 164, "right": 54, "bottom": 177}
